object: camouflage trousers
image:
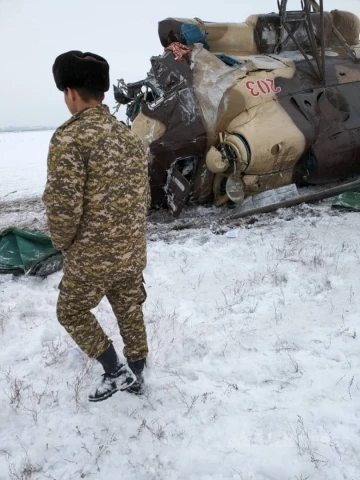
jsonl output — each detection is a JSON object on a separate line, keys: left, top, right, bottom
{"left": 56, "top": 272, "right": 148, "bottom": 361}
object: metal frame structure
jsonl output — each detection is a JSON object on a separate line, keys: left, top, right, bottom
{"left": 276, "top": 0, "right": 326, "bottom": 82}
{"left": 276, "top": 0, "right": 358, "bottom": 84}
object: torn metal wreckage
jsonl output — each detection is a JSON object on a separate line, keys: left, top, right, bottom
{"left": 114, "top": 1, "right": 360, "bottom": 218}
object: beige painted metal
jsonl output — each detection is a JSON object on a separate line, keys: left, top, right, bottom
{"left": 204, "top": 22, "right": 257, "bottom": 55}
{"left": 168, "top": 17, "right": 257, "bottom": 54}
{"left": 242, "top": 169, "right": 294, "bottom": 193}
{"left": 169, "top": 11, "right": 359, "bottom": 55}
{"left": 229, "top": 101, "right": 306, "bottom": 176}
{"left": 203, "top": 52, "right": 306, "bottom": 203}
{"left": 132, "top": 112, "right": 166, "bottom": 161}
{"left": 225, "top": 64, "right": 306, "bottom": 176}
{"left": 191, "top": 45, "right": 246, "bottom": 146}
{"left": 188, "top": 43, "right": 306, "bottom": 204}
{"left": 205, "top": 146, "right": 229, "bottom": 173}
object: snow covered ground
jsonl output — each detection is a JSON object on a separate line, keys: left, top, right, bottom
{"left": 0, "top": 131, "right": 359, "bottom": 480}
{"left": 0, "top": 131, "right": 53, "bottom": 201}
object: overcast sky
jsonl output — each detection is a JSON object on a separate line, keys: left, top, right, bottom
{"left": 0, "top": 0, "right": 359, "bottom": 128}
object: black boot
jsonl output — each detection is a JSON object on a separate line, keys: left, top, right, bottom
{"left": 127, "top": 358, "right": 146, "bottom": 395}
{"left": 88, "top": 344, "right": 136, "bottom": 402}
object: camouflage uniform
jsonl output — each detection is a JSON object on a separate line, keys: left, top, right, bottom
{"left": 43, "top": 104, "right": 150, "bottom": 361}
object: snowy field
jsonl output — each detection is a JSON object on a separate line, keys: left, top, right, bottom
{"left": 0, "top": 131, "right": 360, "bottom": 480}
{"left": 0, "top": 131, "right": 53, "bottom": 201}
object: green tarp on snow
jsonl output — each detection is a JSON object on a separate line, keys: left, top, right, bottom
{"left": 0, "top": 228, "right": 63, "bottom": 276}
{"left": 332, "top": 191, "right": 360, "bottom": 211}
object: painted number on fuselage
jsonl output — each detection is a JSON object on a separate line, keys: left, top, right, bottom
{"left": 245, "top": 79, "right": 281, "bottom": 97}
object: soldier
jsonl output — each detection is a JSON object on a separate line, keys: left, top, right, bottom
{"left": 43, "top": 51, "right": 150, "bottom": 402}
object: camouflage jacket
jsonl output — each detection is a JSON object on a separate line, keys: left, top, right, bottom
{"left": 43, "top": 104, "right": 150, "bottom": 281}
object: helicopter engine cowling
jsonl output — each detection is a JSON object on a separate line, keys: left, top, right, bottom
{"left": 207, "top": 69, "right": 308, "bottom": 205}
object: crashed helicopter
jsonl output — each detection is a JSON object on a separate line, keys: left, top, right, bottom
{"left": 114, "top": 0, "right": 360, "bottom": 217}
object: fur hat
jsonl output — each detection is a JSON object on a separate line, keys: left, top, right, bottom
{"left": 52, "top": 50, "right": 110, "bottom": 92}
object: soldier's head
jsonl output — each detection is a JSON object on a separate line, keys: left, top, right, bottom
{"left": 52, "top": 50, "right": 109, "bottom": 114}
